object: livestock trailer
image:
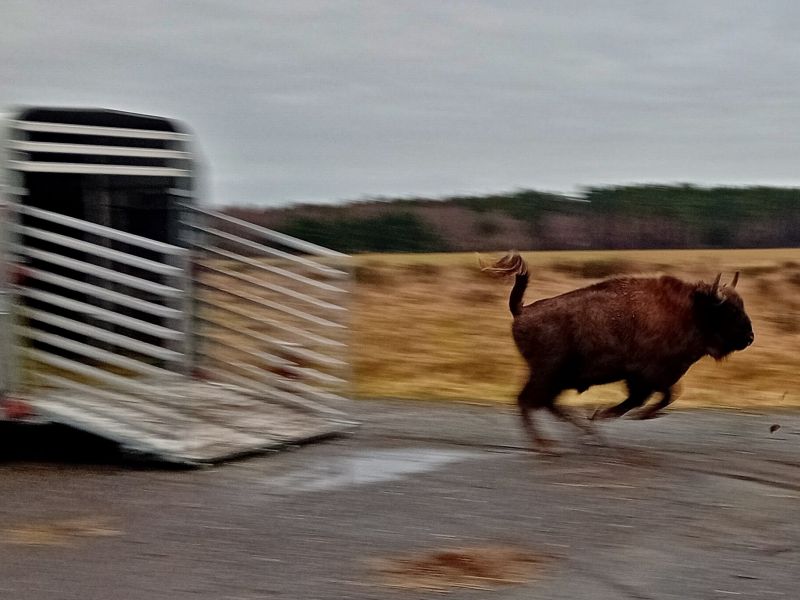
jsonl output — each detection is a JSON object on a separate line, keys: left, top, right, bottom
{"left": 0, "top": 106, "right": 353, "bottom": 463}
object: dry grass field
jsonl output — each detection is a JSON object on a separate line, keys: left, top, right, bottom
{"left": 21, "top": 248, "right": 798, "bottom": 414}
{"left": 351, "top": 249, "right": 800, "bottom": 409}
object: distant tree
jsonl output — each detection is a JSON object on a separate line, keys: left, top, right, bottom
{"left": 281, "top": 212, "right": 446, "bottom": 253}
{"left": 229, "top": 184, "right": 800, "bottom": 252}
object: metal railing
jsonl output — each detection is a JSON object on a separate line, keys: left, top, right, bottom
{"left": 11, "top": 204, "right": 193, "bottom": 432}
{"left": 182, "top": 204, "right": 353, "bottom": 418}
{"left": 5, "top": 201, "right": 354, "bottom": 452}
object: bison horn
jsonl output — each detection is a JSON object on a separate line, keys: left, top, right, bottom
{"left": 730, "top": 271, "right": 740, "bottom": 289}
{"left": 711, "top": 272, "right": 722, "bottom": 295}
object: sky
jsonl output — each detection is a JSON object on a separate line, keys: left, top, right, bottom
{"left": 2, "top": 1, "right": 800, "bottom": 207}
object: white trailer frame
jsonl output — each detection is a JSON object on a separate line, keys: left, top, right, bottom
{"left": 0, "top": 106, "right": 354, "bottom": 463}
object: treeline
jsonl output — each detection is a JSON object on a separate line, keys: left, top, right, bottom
{"left": 224, "top": 185, "right": 800, "bottom": 253}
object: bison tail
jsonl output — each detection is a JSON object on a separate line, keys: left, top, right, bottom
{"left": 479, "top": 251, "right": 529, "bottom": 317}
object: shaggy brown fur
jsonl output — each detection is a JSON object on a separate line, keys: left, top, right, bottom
{"left": 483, "top": 252, "right": 754, "bottom": 449}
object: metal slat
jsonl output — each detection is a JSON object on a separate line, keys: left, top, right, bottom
{"left": 287, "top": 367, "right": 346, "bottom": 386}
{"left": 18, "top": 204, "right": 189, "bottom": 255}
{"left": 201, "top": 365, "right": 297, "bottom": 405}
{"left": 10, "top": 140, "right": 191, "bottom": 159}
{"left": 9, "top": 160, "right": 190, "bottom": 177}
{"left": 186, "top": 223, "right": 347, "bottom": 277}
{"left": 198, "top": 278, "right": 343, "bottom": 329}
{"left": 11, "top": 120, "right": 189, "bottom": 140}
{"left": 16, "top": 225, "right": 182, "bottom": 275}
{"left": 21, "top": 288, "right": 183, "bottom": 340}
{"left": 198, "top": 295, "right": 344, "bottom": 349}
{"left": 19, "top": 327, "right": 176, "bottom": 379}
{"left": 201, "top": 362, "right": 345, "bottom": 418}
{"left": 216, "top": 349, "right": 349, "bottom": 404}
{"left": 201, "top": 262, "right": 345, "bottom": 312}
{"left": 184, "top": 204, "right": 347, "bottom": 258}
{"left": 252, "top": 342, "right": 344, "bottom": 371}
{"left": 202, "top": 334, "right": 295, "bottom": 370}
{"left": 23, "top": 348, "right": 181, "bottom": 401}
{"left": 198, "top": 312, "right": 345, "bottom": 367}
{"left": 195, "top": 245, "right": 347, "bottom": 293}
{"left": 275, "top": 376, "right": 350, "bottom": 406}
{"left": 25, "top": 268, "right": 182, "bottom": 319}
{"left": 15, "top": 246, "right": 182, "bottom": 297}
{"left": 18, "top": 307, "right": 181, "bottom": 362}
{"left": 218, "top": 360, "right": 347, "bottom": 415}
{"left": 201, "top": 333, "right": 345, "bottom": 385}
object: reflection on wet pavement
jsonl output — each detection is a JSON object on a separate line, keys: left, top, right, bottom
{"left": 268, "top": 447, "right": 485, "bottom": 493}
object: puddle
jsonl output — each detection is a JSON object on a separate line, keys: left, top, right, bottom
{"left": 270, "top": 448, "right": 484, "bottom": 493}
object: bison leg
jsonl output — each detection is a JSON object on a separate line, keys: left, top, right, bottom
{"left": 592, "top": 382, "right": 652, "bottom": 420}
{"left": 633, "top": 387, "right": 676, "bottom": 420}
{"left": 519, "top": 406, "right": 553, "bottom": 450}
{"left": 547, "top": 403, "right": 606, "bottom": 447}
{"left": 547, "top": 403, "right": 598, "bottom": 436}
{"left": 517, "top": 379, "right": 557, "bottom": 451}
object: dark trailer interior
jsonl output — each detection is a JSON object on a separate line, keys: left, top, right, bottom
{"left": 15, "top": 107, "right": 193, "bottom": 247}
{"left": 8, "top": 107, "right": 195, "bottom": 369}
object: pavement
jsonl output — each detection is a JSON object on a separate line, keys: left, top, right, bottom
{"left": 1, "top": 400, "right": 799, "bottom": 599}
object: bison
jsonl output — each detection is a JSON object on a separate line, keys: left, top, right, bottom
{"left": 482, "top": 252, "right": 754, "bottom": 450}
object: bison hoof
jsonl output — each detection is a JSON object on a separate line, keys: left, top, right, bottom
{"left": 632, "top": 410, "right": 666, "bottom": 421}
{"left": 590, "top": 407, "right": 615, "bottom": 421}
{"left": 536, "top": 447, "right": 562, "bottom": 457}
{"left": 580, "top": 430, "right": 606, "bottom": 447}
{"left": 530, "top": 439, "right": 560, "bottom": 456}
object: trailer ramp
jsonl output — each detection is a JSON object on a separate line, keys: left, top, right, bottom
{"left": 29, "top": 380, "right": 352, "bottom": 464}
{"left": 11, "top": 204, "right": 355, "bottom": 465}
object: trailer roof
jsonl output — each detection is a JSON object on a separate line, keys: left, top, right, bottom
{"left": 14, "top": 106, "right": 185, "bottom": 133}
{"left": 4, "top": 105, "right": 193, "bottom": 179}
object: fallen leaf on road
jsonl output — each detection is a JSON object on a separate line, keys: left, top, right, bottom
{"left": 369, "top": 545, "right": 554, "bottom": 591}
{"left": 3, "top": 517, "right": 122, "bottom": 546}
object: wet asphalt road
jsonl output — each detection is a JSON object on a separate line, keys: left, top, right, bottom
{"left": 1, "top": 400, "right": 799, "bottom": 599}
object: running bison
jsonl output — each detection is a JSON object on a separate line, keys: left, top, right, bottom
{"left": 482, "top": 252, "right": 754, "bottom": 450}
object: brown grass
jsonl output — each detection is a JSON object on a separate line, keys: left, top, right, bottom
{"left": 351, "top": 249, "right": 800, "bottom": 408}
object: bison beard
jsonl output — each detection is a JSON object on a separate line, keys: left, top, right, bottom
{"left": 482, "top": 252, "right": 754, "bottom": 451}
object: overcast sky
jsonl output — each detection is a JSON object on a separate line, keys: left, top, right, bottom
{"left": 2, "top": 1, "right": 799, "bottom": 206}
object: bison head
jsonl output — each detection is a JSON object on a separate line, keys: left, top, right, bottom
{"left": 693, "top": 272, "right": 754, "bottom": 360}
